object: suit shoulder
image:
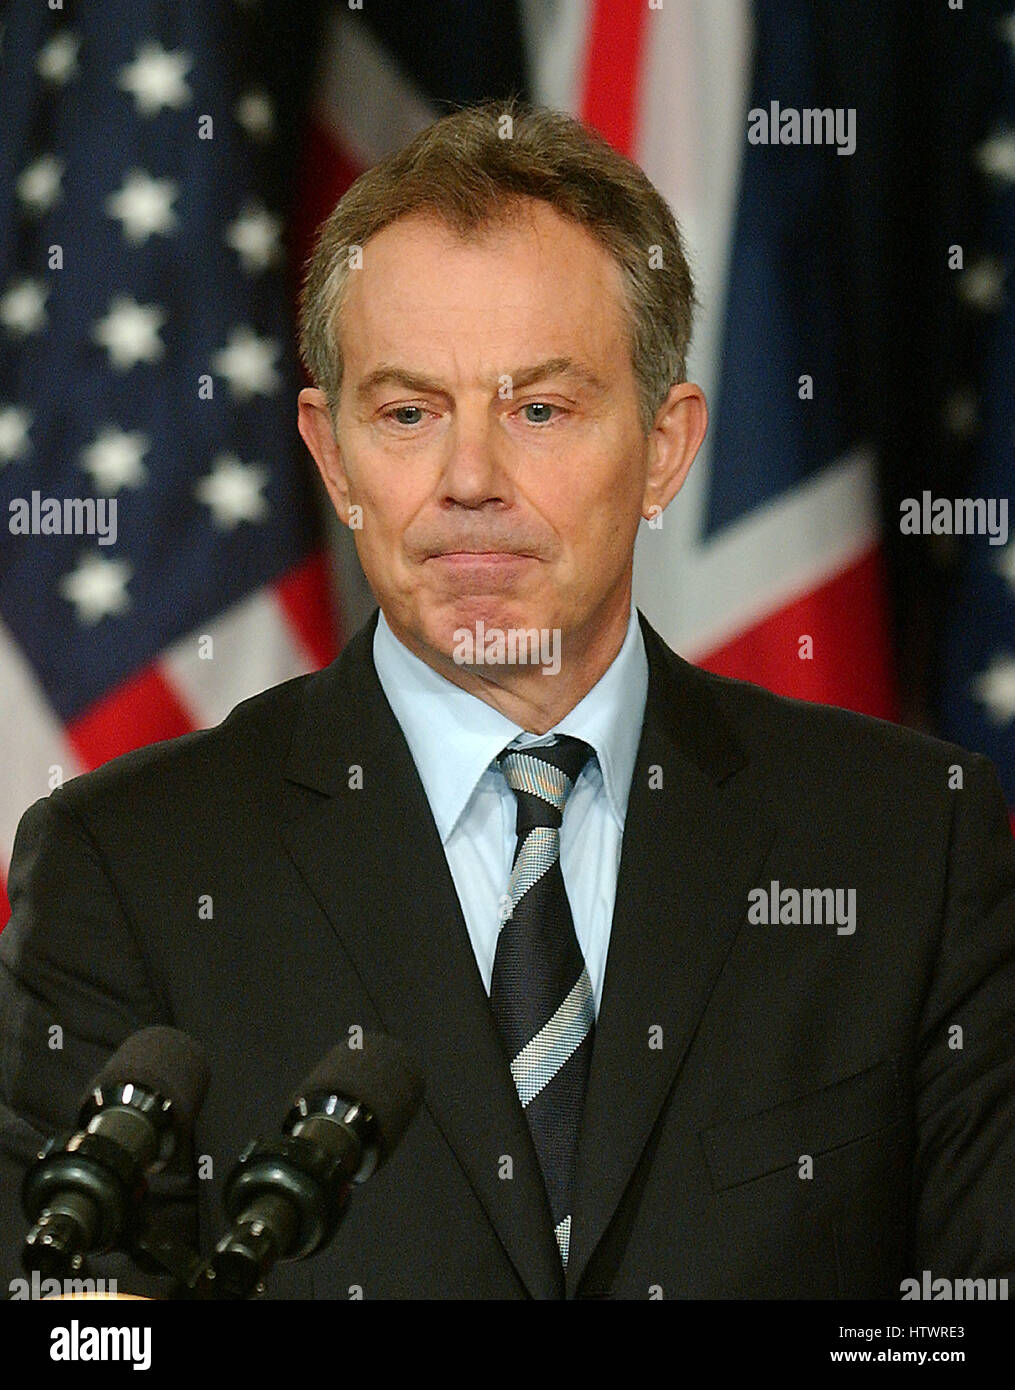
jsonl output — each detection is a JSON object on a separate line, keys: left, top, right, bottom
{"left": 52, "top": 666, "right": 332, "bottom": 815}
{"left": 686, "top": 658, "right": 982, "bottom": 780}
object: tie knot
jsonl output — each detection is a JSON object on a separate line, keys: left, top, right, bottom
{"left": 498, "top": 735, "right": 593, "bottom": 831}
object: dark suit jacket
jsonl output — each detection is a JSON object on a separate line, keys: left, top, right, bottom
{"left": 2, "top": 609, "right": 1014, "bottom": 1299}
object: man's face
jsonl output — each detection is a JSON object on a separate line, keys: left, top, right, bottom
{"left": 303, "top": 200, "right": 690, "bottom": 681}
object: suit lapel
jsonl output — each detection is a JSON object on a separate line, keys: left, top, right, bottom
{"left": 280, "top": 612, "right": 564, "bottom": 1299}
{"left": 280, "top": 608, "right": 775, "bottom": 1299}
{"left": 565, "top": 614, "right": 776, "bottom": 1295}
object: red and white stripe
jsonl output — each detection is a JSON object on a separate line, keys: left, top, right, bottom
{"left": 1, "top": 552, "right": 337, "bottom": 926}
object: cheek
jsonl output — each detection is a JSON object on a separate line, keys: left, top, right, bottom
{"left": 347, "top": 461, "right": 420, "bottom": 542}
{"left": 563, "top": 458, "right": 640, "bottom": 539}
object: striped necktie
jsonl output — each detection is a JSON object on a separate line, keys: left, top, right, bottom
{"left": 491, "top": 735, "right": 596, "bottom": 1267}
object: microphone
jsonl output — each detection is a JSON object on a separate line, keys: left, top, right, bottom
{"left": 207, "top": 1032, "right": 424, "bottom": 1298}
{"left": 22, "top": 1026, "right": 209, "bottom": 1278}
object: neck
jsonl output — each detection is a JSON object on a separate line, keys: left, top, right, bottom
{"left": 388, "top": 596, "right": 633, "bottom": 735}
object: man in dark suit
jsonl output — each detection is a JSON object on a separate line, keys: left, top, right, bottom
{"left": 2, "top": 100, "right": 1014, "bottom": 1299}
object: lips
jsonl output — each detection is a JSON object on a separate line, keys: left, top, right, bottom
{"left": 427, "top": 549, "right": 535, "bottom": 561}
{"left": 425, "top": 551, "right": 537, "bottom": 581}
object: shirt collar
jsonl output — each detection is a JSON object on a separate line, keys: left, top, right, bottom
{"left": 372, "top": 603, "right": 648, "bottom": 844}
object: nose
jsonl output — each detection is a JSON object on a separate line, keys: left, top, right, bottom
{"left": 437, "top": 402, "right": 512, "bottom": 508}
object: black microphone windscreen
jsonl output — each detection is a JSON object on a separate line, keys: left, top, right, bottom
{"left": 87, "top": 1026, "right": 210, "bottom": 1132}
{"left": 293, "top": 1033, "right": 424, "bottom": 1162}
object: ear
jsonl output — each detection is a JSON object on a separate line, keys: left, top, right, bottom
{"left": 297, "top": 387, "right": 352, "bottom": 524}
{"left": 641, "top": 382, "right": 708, "bottom": 519}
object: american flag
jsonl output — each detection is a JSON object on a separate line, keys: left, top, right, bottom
{"left": 0, "top": 1, "right": 340, "bottom": 923}
{"left": 934, "top": 5, "right": 1015, "bottom": 827}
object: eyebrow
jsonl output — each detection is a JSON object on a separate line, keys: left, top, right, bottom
{"left": 354, "top": 356, "right": 609, "bottom": 404}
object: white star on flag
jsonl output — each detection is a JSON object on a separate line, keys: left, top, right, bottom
{"left": 36, "top": 31, "right": 81, "bottom": 84}
{"left": 976, "top": 127, "right": 1015, "bottom": 185}
{"left": 80, "top": 426, "right": 151, "bottom": 492}
{"left": 210, "top": 326, "right": 282, "bottom": 399}
{"left": 971, "top": 652, "right": 1015, "bottom": 725}
{"left": 0, "top": 278, "right": 49, "bottom": 336}
{"left": 195, "top": 454, "right": 270, "bottom": 528}
{"left": 224, "top": 203, "right": 283, "bottom": 274}
{"left": 59, "top": 553, "right": 133, "bottom": 625}
{"left": 117, "top": 41, "right": 193, "bottom": 117}
{"left": 959, "top": 255, "right": 1007, "bottom": 313}
{"left": 92, "top": 295, "right": 167, "bottom": 371}
{"left": 16, "top": 154, "right": 64, "bottom": 214}
{"left": 0, "top": 404, "right": 33, "bottom": 463}
{"left": 234, "top": 89, "right": 275, "bottom": 141}
{"left": 106, "top": 170, "right": 180, "bottom": 245}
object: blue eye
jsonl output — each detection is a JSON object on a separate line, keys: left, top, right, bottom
{"left": 389, "top": 406, "right": 424, "bottom": 425}
{"left": 522, "top": 402, "right": 556, "bottom": 423}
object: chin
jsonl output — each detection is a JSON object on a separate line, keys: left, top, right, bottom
{"left": 434, "top": 598, "right": 547, "bottom": 642}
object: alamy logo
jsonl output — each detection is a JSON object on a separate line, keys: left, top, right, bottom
{"left": 9, "top": 491, "right": 117, "bottom": 546}
{"left": 900, "top": 1271, "right": 1009, "bottom": 1300}
{"left": 747, "top": 101, "right": 856, "bottom": 156}
{"left": 452, "top": 622, "right": 561, "bottom": 676}
{"left": 50, "top": 1319, "right": 151, "bottom": 1371}
{"left": 899, "top": 492, "right": 1008, "bottom": 546}
{"left": 747, "top": 880, "right": 856, "bottom": 935}
{"left": 8, "top": 1271, "right": 118, "bottom": 1300}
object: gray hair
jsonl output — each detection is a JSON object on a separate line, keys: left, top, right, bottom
{"left": 298, "top": 97, "right": 696, "bottom": 435}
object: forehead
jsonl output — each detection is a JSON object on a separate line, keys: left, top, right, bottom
{"left": 337, "top": 202, "right": 630, "bottom": 376}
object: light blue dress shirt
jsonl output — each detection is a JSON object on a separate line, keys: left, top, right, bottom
{"left": 372, "top": 603, "right": 648, "bottom": 1017}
